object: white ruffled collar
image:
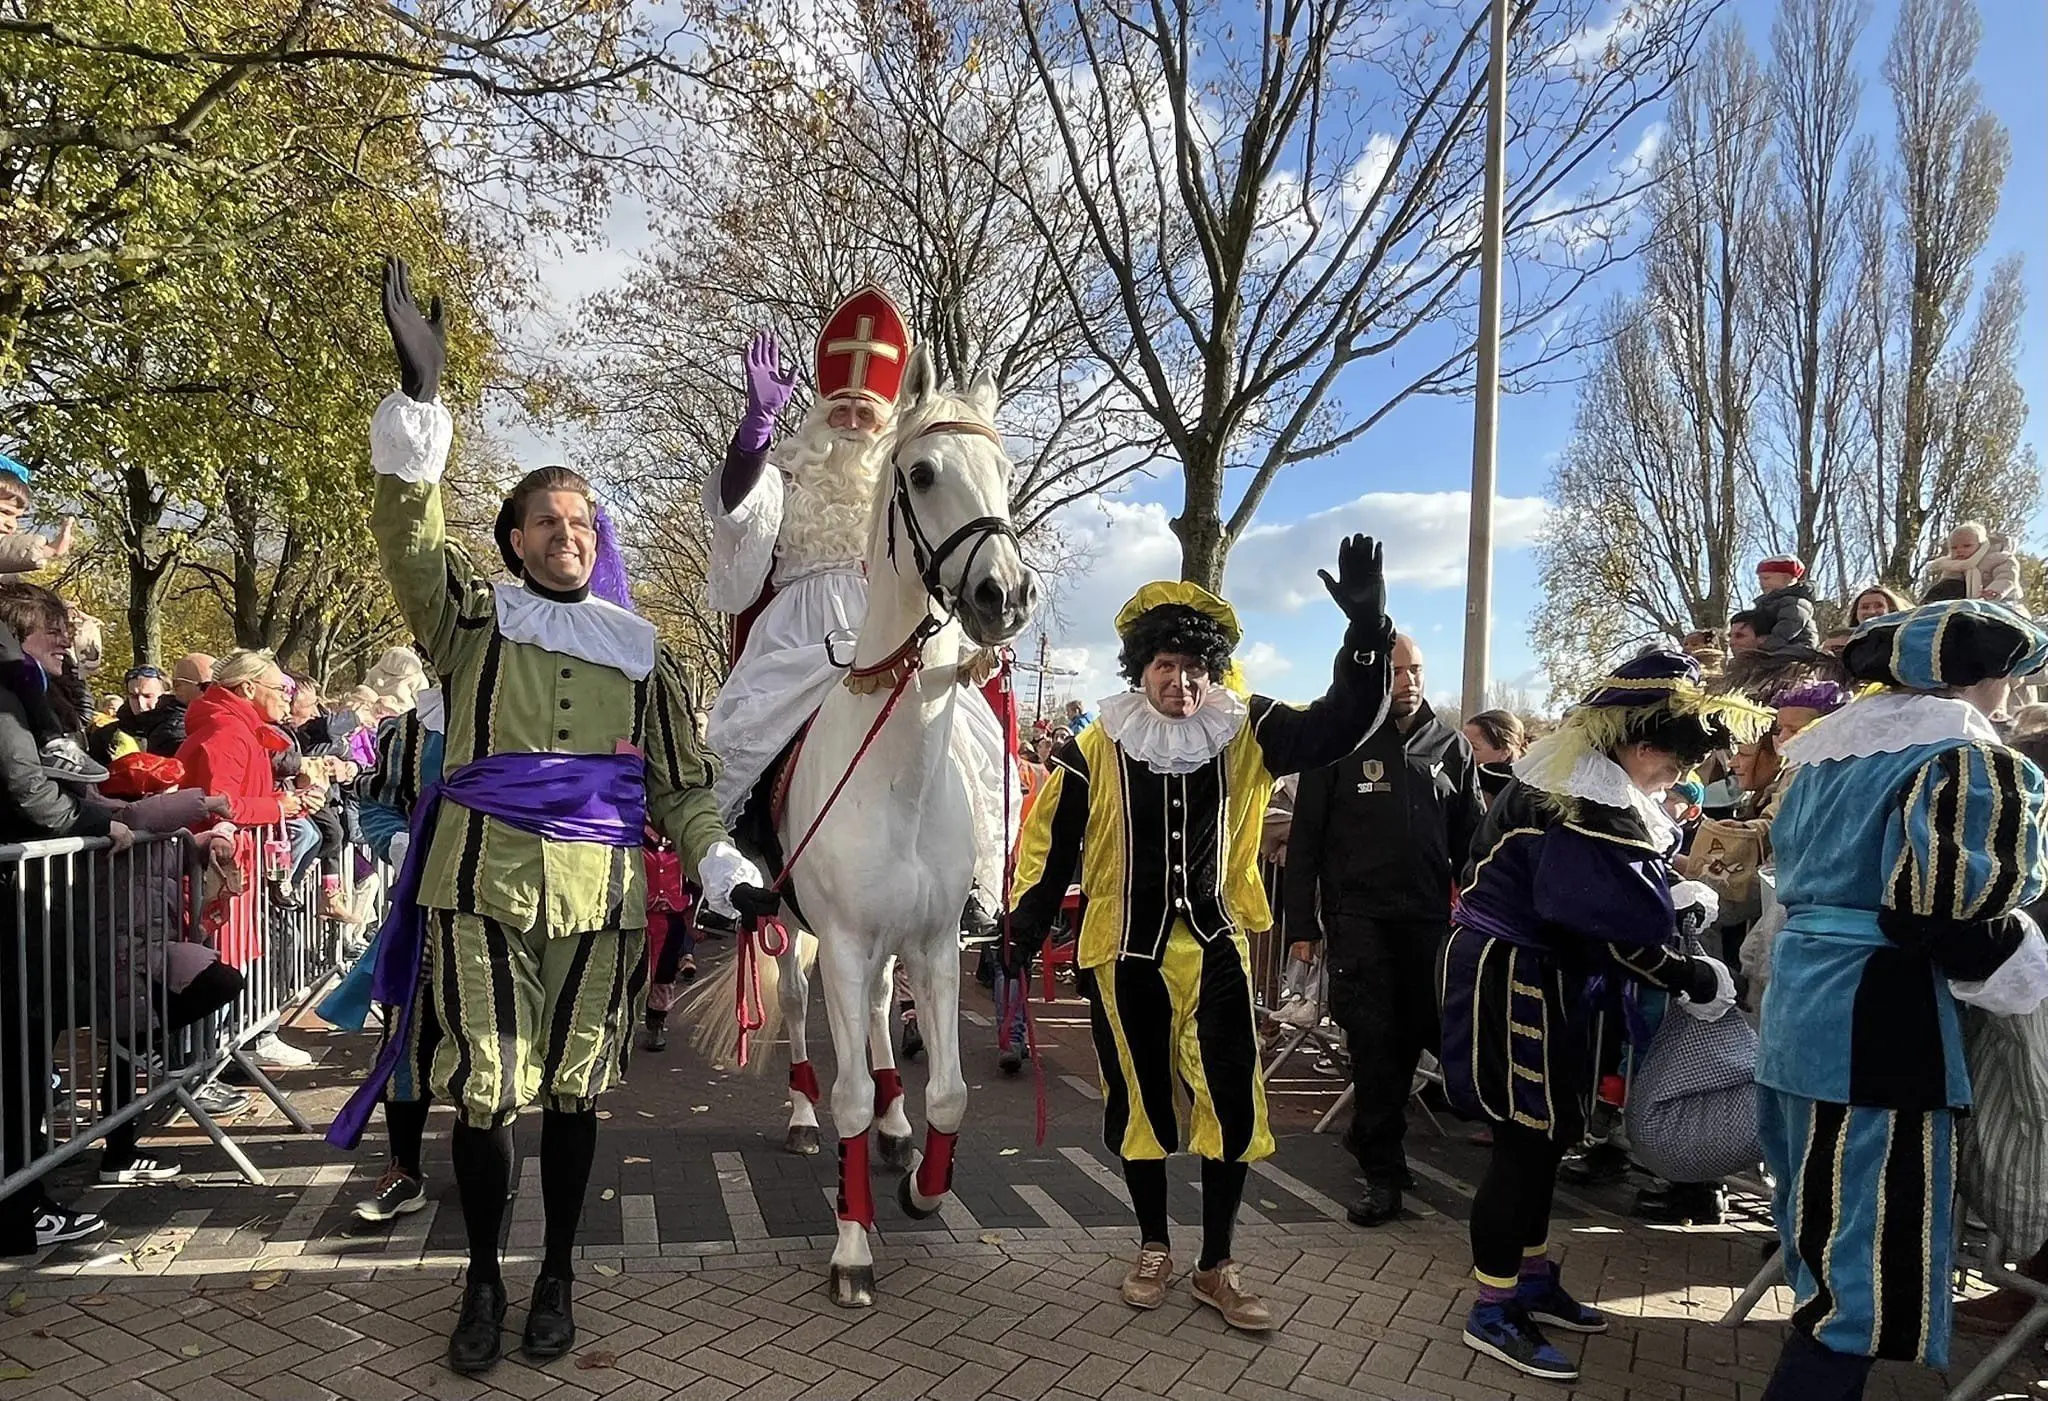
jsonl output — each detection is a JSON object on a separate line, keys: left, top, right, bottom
{"left": 1098, "top": 688, "right": 1250, "bottom": 775}
{"left": 1518, "top": 749, "right": 1679, "bottom": 849}
{"left": 414, "top": 688, "right": 445, "bottom": 736}
{"left": 494, "top": 582, "right": 657, "bottom": 681}
{"left": 1781, "top": 691, "right": 1998, "bottom": 766}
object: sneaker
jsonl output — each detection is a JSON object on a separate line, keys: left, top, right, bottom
{"left": 1558, "top": 1139, "right": 1631, "bottom": 1187}
{"left": 100, "top": 1154, "right": 180, "bottom": 1185}
{"left": 678, "top": 954, "right": 697, "bottom": 983}
{"left": 901, "top": 1012, "right": 924, "bottom": 1061}
{"left": 191, "top": 1082, "right": 249, "bottom": 1117}
{"left": 998, "top": 1044, "right": 1022, "bottom": 1076}
{"left": 251, "top": 1032, "right": 313, "bottom": 1068}
{"left": 1516, "top": 1260, "right": 1608, "bottom": 1333}
{"left": 1120, "top": 1245, "right": 1172, "bottom": 1310}
{"left": 1632, "top": 1181, "right": 1726, "bottom": 1226}
{"left": 40, "top": 737, "right": 109, "bottom": 786}
{"left": 1463, "top": 1301, "right": 1578, "bottom": 1381}
{"left": 355, "top": 1166, "right": 427, "bottom": 1223}
{"left": 1191, "top": 1261, "right": 1274, "bottom": 1331}
{"left": 34, "top": 1202, "right": 106, "bottom": 1248}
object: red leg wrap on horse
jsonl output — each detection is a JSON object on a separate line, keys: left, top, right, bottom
{"left": 871, "top": 1067, "right": 903, "bottom": 1115}
{"left": 789, "top": 1060, "right": 821, "bottom": 1103}
{"left": 916, "top": 1128, "right": 958, "bottom": 1200}
{"left": 837, "top": 1133, "right": 875, "bottom": 1226}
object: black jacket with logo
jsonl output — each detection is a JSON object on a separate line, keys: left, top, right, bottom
{"left": 1285, "top": 700, "right": 1483, "bottom": 936}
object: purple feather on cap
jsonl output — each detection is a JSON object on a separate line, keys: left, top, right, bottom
{"left": 588, "top": 505, "right": 634, "bottom": 612}
{"left": 1770, "top": 680, "right": 1849, "bottom": 714}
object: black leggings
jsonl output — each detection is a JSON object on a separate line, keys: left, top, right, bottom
{"left": 103, "top": 961, "right": 247, "bottom": 1162}
{"left": 1470, "top": 1120, "right": 1565, "bottom": 1283}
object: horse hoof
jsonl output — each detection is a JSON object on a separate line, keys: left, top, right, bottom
{"left": 898, "top": 1172, "right": 942, "bottom": 1222}
{"left": 785, "top": 1125, "right": 821, "bottom": 1155}
{"left": 876, "top": 1132, "right": 915, "bottom": 1171}
{"left": 828, "top": 1265, "right": 876, "bottom": 1309}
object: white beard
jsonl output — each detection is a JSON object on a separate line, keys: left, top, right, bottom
{"left": 772, "top": 419, "right": 885, "bottom": 578}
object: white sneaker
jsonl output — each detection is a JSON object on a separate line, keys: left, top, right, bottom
{"left": 251, "top": 1032, "right": 313, "bottom": 1068}
{"left": 40, "top": 736, "right": 109, "bottom": 786}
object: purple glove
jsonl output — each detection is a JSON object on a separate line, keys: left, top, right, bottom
{"left": 737, "top": 331, "right": 797, "bottom": 452}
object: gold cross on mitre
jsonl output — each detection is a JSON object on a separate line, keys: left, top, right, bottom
{"left": 826, "top": 315, "right": 901, "bottom": 394}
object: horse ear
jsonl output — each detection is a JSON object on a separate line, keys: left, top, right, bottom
{"left": 966, "top": 368, "right": 999, "bottom": 420}
{"left": 901, "top": 345, "right": 936, "bottom": 411}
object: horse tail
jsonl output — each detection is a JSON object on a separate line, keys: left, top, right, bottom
{"left": 685, "top": 928, "right": 819, "bottom": 1073}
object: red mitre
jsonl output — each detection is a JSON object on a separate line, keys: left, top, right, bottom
{"left": 816, "top": 286, "right": 911, "bottom": 408}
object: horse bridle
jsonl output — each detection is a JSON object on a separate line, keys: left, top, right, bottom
{"left": 885, "top": 418, "right": 1019, "bottom": 616}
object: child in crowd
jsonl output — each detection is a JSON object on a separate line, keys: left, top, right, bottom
{"left": 1751, "top": 556, "right": 1819, "bottom": 653}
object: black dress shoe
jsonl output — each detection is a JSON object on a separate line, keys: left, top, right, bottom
{"left": 446, "top": 1276, "right": 508, "bottom": 1374}
{"left": 1346, "top": 1181, "right": 1403, "bottom": 1228}
{"left": 1632, "top": 1181, "right": 1726, "bottom": 1226}
{"left": 1558, "top": 1140, "right": 1631, "bottom": 1187}
{"left": 523, "top": 1274, "right": 576, "bottom": 1359}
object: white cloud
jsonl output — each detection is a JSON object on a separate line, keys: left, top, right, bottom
{"left": 1017, "top": 488, "right": 1548, "bottom": 715}
{"left": 1229, "top": 490, "right": 1550, "bottom": 611}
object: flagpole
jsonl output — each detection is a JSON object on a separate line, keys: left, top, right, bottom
{"left": 1461, "top": 0, "right": 1512, "bottom": 717}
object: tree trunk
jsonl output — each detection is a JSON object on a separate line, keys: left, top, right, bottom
{"left": 1174, "top": 436, "right": 1230, "bottom": 591}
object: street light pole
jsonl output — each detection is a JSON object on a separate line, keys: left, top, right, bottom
{"left": 1461, "top": 0, "right": 1512, "bottom": 718}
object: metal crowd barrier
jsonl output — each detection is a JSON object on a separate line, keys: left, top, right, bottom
{"left": 0, "top": 815, "right": 360, "bottom": 1215}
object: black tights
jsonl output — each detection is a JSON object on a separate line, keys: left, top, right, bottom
{"left": 450, "top": 1108, "right": 598, "bottom": 1286}
{"left": 1760, "top": 1329, "right": 1875, "bottom": 1401}
{"left": 386, "top": 1099, "right": 430, "bottom": 1180}
{"left": 1123, "top": 1158, "right": 1249, "bottom": 1271}
{"left": 1469, "top": 1121, "right": 1565, "bottom": 1284}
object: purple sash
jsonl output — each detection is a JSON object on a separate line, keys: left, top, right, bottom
{"left": 328, "top": 751, "right": 647, "bottom": 1148}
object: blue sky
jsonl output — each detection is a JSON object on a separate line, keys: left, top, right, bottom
{"left": 1016, "top": 0, "right": 2047, "bottom": 716}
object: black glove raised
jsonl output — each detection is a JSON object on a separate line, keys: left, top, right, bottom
{"left": 380, "top": 254, "right": 446, "bottom": 403}
{"left": 1319, "top": 533, "right": 1387, "bottom": 631}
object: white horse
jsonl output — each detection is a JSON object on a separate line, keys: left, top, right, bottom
{"left": 699, "top": 348, "right": 1036, "bottom": 1307}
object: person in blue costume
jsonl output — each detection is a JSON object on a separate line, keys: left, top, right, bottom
{"left": 321, "top": 688, "right": 447, "bottom": 1224}
{"left": 1757, "top": 599, "right": 2048, "bottom": 1401}
{"left": 1442, "top": 651, "right": 1772, "bottom": 1383}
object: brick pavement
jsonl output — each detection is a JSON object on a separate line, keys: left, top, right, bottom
{"left": 0, "top": 948, "right": 2041, "bottom": 1400}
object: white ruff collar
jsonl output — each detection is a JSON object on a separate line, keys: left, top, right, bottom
{"left": 414, "top": 688, "right": 445, "bottom": 736}
{"left": 1781, "top": 691, "right": 1998, "bottom": 766}
{"left": 1098, "top": 689, "right": 1249, "bottom": 775}
{"left": 493, "top": 582, "right": 657, "bottom": 681}
{"left": 1518, "top": 749, "right": 1679, "bottom": 849}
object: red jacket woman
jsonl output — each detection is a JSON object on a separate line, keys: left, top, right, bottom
{"left": 175, "top": 651, "right": 299, "bottom": 965}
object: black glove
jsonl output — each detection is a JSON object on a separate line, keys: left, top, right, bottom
{"left": 380, "top": 255, "right": 446, "bottom": 403}
{"left": 1675, "top": 903, "right": 1711, "bottom": 943}
{"left": 1319, "top": 534, "right": 1387, "bottom": 631}
{"left": 731, "top": 883, "right": 783, "bottom": 922}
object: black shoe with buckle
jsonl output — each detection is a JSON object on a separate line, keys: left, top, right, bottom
{"left": 1346, "top": 1181, "right": 1403, "bottom": 1228}
{"left": 523, "top": 1274, "right": 575, "bottom": 1359}
{"left": 446, "top": 1276, "right": 507, "bottom": 1374}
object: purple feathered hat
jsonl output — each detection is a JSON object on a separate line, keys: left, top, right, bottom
{"left": 1770, "top": 680, "right": 1849, "bottom": 715}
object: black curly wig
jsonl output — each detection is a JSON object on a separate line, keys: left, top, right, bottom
{"left": 1620, "top": 709, "right": 1735, "bottom": 769}
{"left": 1118, "top": 603, "right": 1236, "bottom": 688}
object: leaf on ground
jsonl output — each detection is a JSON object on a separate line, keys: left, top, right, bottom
{"left": 250, "top": 1272, "right": 286, "bottom": 1292}
{"left": 593, "top": 1264, "right": 618, "bottom": 1277}
{"left": 0, "top": 1365, "right": 32, "bottom": 1381}
{"left": 574, "top": 1350, "right": 616, "bottom": 1370}
{"left": 1258, "top": 1200, "right": 1279, "bottom": 1210}
{"left": 623, "top": 1156, "right": 650, "bottom": 1166}
{"left": 998, "top": 1148, "right": 1019, "bottom": 1156}
{"left": 978, "top": 1232, "right": 1003, "bottom": 1245}
{"left": 691, "top": 1105, "right": 709, "bottom": 1113}
{"left": 5, "top": 1289, "right": 27, "bottom": 1315}
{"left": 596, "top": 1111, "right": 613, "bottom": 1120}
{"left": 74, "top": 1295, "right": 113, "bottom": 1308}
{"left": 180, "top": 1344, "right": 204, "bottom": 1358}
{"left": 600, "top": 1189, "right": 616, "bottom": 1201}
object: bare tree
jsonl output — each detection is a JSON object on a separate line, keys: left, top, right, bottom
{"left": 1847, "top": 0, "right": 2024, "bottom": 588}
{"left": 1009, "top": 0, "right": 1721, "bottom": 588}
{"left": 1755, "top": 0, "right": 1874, "bottom": 597}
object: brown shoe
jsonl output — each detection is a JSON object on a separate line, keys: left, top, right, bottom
{"left": 1120, "top": 1245, "right": 1172, "bottom": 1310}
{"left": 1192, "top": 1260, "right": 1274, "bottom": 1331}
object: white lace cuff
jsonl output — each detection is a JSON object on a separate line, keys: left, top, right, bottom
{"left": 698, "top": 839, "right": 765, "bottom": 919}
{"left": 370, "top": 391, "right": 453, "bottom": 484}
{"left": 1952, "top": 915, "right": 2048, "bottom": 1016}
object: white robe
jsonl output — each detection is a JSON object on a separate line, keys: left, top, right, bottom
{"left": 702, "top": 465, "right": 1016, "bottom": 893}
